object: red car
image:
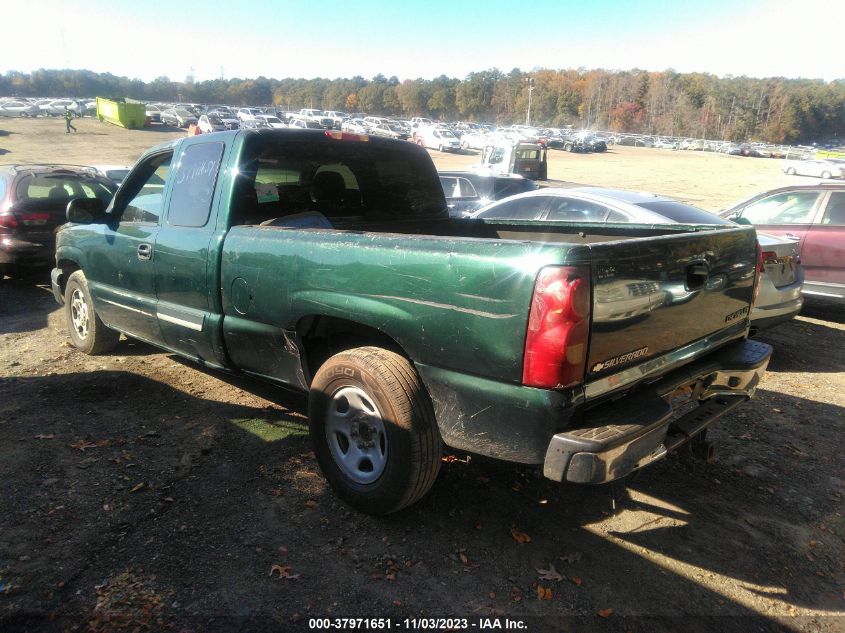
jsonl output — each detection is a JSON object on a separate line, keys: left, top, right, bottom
{"left": 723, "top": 184, "right": 845, "bottom": 303}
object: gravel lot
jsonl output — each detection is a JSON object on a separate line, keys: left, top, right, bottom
{"left": 1, "top": 118, "right": 843, "bottom": 632}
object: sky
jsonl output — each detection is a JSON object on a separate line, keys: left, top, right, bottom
{"left": 1, "top": 0, "right": 842, "bottom": 83}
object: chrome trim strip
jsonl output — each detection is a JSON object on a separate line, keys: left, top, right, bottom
{"left": 584, "top": 327, "right": 745, "bottom": 400}
{"left": 99, "top": 298, "right": 154, "bottom": 318}
{"left": 157, "top": 312, "right": 204, "bottom": 332}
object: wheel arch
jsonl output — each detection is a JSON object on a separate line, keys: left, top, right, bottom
{"left": 296, "top": 314, "right": 410, "bottom": 385}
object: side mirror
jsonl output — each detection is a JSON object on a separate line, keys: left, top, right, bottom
{"left": 66, "top": 198, "right": 105, "bottom": 224}
{"left": 733, "top": 216, "right": 751, "bottom": 225}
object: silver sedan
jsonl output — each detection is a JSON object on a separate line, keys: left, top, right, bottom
{"left": 472, "top": 186, "right": 804, "bottom": 331}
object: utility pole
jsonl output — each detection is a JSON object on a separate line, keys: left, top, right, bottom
{"left": 526, "top": 77, "right": 534, "bottom": 126}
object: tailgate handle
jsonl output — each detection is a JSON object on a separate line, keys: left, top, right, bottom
{"left": 686, "top": 263, "right": 709, "bottom": 290}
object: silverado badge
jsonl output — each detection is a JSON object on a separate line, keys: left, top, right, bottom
{"left": 591, "top": 346, "right": 649, "bottom": 373}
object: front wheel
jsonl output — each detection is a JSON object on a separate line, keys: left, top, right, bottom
{"left": 821, "top": 171, "right": 832, "bottom": 179}
{"left": 785, "top": 167, "right": 796, "bottom": 175}
{"left": 308, "top": 347, "right": 442, "bottom": 515}
{"left": 65, "top": 271, "right": 120, "bottom": 354}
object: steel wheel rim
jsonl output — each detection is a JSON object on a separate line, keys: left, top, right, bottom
{"left": 69, "top": 288, "right": 89, "bottom": 340}
{"left": 325, "top": 386, "right": 387, "bottom": 485}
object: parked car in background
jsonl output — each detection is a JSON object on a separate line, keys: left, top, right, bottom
{"left": 459, "top": 129, "right": 491, "bottom": 151}
{"left": 206, "top": 110, "right": 239, "bottom": 129}
{"left": 722, "top": 184, "right": 845, "bottom": 303}
{"left": 782, "top": 159, "right": 844, "bottom": 179}
{"left": 237, "top": 108, "right": 263, "bottom": 123}
{"left": 287, "top": 117, "right": 325, "bottom": 130}
{"left": 299, "top": 109, "right": 335, "bottom": 128}
{"left": 145, "top": 104, "right": 162, "bottom": 122}
{"left": 254, "top": 114, "right": 286, "bottom": 128}
{"left": 198, "top": 114, "right": 227, "bottom": 133}
{"left": 90, "top": 165, "right": 132, "bottom": 185}
{"left": 472, "top": 187, "right": 805, "bottom": 329}
{"left": 371, "top": 122, "right": 410, "bottom": 140}
{"left": 438, "top": 170, "right": 537, "bottom": 217}
{"left": 160, "top": 108, "right": 198, "bottom": 128}
{"left": 0, "top": 165, "right": 116, "bottom": 277}
{"left": 40, "top": 99, "right": 83, "bottom": 117}
{"left": 0, "top": 100, "right": 41, "bottom": 117}
{"left": 324, "top": 110, "right": 350, "bottom": 128}
{"left": 341, "top": 118, "right": 369, "bottom": 134}
{"left": 415, "top": 125, "right": 461, "bottom": 152}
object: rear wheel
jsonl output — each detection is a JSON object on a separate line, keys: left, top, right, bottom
{"left": 785, "top": 167, "right": 796, "bottom": 175}
{"left": 65, "top": 271, "right": 120, "bottom": 355}
{"left": 309, "top": 347, "right": 442, "bottom": 515}
{"left": 821, "top": 171, "right": 832, "bottom": 179}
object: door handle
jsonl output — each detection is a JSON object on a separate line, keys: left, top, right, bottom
{"left": 137, "top": 243, "right": 153, "bottom": 261}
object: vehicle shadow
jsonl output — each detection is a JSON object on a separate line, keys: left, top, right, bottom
{"left": 0, "top": 277, "right": 56, "bottom": 334}
{"left": 755, "top": 317, "right": 844, "bottom": 373}
{"left": 800, "top": 300, "right": 845, "bottom": 325}
{"left": 1, "top": 369, "right": 841, "bottom": 631}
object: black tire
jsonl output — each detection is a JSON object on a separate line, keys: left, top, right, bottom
{"left": 65, "top": 271, "right": 120, "bottom": 355}
{"left": 308, "top": 346, "right": 442, "bottom": 515}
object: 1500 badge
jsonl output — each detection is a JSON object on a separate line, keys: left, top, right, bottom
{"left": 724, "top": 306, "right": 749, "bottom": 323}
{"left": 591, "top": 346, "right": 649, "bottom": 373}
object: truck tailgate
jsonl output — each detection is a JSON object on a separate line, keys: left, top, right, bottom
{"left": 586, "top": 227, "right": 757, "bottom": 379}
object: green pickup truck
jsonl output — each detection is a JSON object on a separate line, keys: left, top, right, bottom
{"left": 51, "top": 129, "right": 772, "bottom": 515}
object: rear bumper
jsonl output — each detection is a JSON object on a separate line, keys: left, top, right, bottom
{"left": 543, "top": 338, "right": 772, "bottom": 484}
{"left": 0, "top": 236, "right": 54, "bottom": 266}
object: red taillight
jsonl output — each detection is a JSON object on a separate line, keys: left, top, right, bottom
{"left": 522, "top": 266, "right": 590, "bottom": 389}
{"left": 752, "top": 241, "right": 763, "bottom": 305}
{"left": 0, "top": 211, "right": 18, "bottom": 229}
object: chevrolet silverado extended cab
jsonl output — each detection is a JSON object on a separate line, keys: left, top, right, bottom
{"left": 52, "top": 128, "right": 772, "bottom": 515}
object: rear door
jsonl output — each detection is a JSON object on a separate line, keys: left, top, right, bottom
{"left": 801, "top": 190, "right": 845, "bottom": 296}
{"left": 154, "top": 140, "right": 228, "bottom": 366}
{"left": 586, "top": 227, "right": 758, "bottom": 380}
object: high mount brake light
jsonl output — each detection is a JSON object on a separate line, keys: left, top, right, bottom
{"left": 523, "top": 266, "right": 590, "bottom": 390}
{"left": 325, "top": 130, "right": 369, "bottom": 142}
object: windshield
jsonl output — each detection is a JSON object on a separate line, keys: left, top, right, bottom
{"left": 175, "top": 109, "right": 193, "bottom": 117}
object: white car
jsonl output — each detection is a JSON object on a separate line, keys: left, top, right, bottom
{"left": 0, "top": 100, "right": 41, "bottom": 117}
{"left": 782, "top": 160, "right": 844, "bottom": 179}
{"left": 254, "top": 114, "right": 286, "bottom": 129}
{"left": 324, "top": 110, "right": 350, "bottom": 128}
{"left": 40, "top": 99, "right": 83, "bottom": 116}
{"left": 414, "top": 125, "right": 461, "bottom": 152}
{"left": 288, "top": 117, "right": 326, "bottom": 130}
{"left": 198, "top": 114, "right": 227, "bottom": 133}
{"left": 459, "top": 130, "right": 491, "bottom": 151}
{"left": 237, "top": 107, "right": 263, "bottom": 122}
{"left": 341, "top": 119, "right": 369, "bottom": 134}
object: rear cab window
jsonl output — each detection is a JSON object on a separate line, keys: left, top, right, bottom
{"left": 231, "top": 136, "right": 445, "bottom": 227}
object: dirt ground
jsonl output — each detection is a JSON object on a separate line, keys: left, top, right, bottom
{"left": 1, "top": 118, "right": 844, "bottom": 632}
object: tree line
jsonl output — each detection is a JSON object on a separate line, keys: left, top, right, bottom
{"left": 2, "top": 67, "right": 843, "bottom": 144}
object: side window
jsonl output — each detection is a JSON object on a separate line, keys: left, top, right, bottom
{"left": 488, "top": 148, "right": 505, "bottom": 165}
{"left": 821, "top": 192, "right": 845, "bottom": 226}
{"left": 0, "top": 177, "right": 6, "bottom": 200}
{"left": 739, "top": 191, "right": 820, "bottom": 224}
{"left": 456, "top": 178, "right": 478, "bottom": 198}
{"left": 117, "top": 152, "right": 172, "bottom": 224}
{"left": 168, "top": 143, "right": 225, "bottom": 227}
{"left": 480, "top": 196, "right": 549, "bottom": 220}
{"left": 547, "top": 197, "right": 613, "bottom": 222}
